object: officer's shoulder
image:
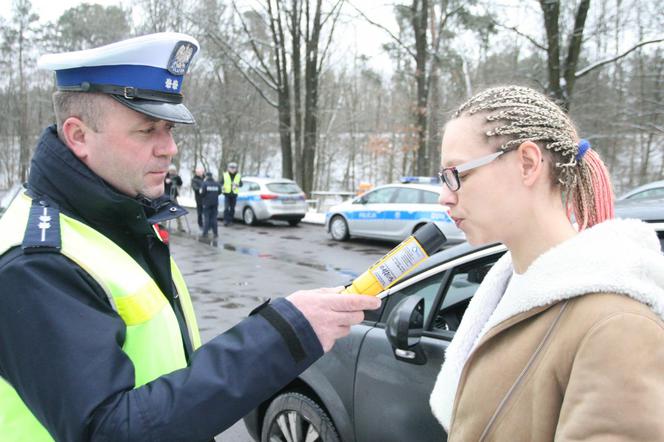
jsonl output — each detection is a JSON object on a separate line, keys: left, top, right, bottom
{"left": 21, "top": 198, "right": 62, "bottom": 253}
{"left": 0, "top": 244, "right": 68, "bottom": 273}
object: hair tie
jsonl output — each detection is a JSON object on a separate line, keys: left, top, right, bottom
{"left": 576, "top": 139, "right": 591, "bottom": 161}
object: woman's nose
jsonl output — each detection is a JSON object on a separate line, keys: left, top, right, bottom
{"left": 439, "top": 184, "right": 457, "bottom": 207}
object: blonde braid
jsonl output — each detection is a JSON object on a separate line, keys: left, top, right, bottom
{"left": 454, "top": 85, "right": 614, "bottom": 229}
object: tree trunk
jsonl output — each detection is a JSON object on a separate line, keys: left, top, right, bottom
{"left": 413, "top": 0, "right": 429, "bottom": 176}
{"left": 291, "top": 0, "right": 304, "bottom": 185}
{"left": 539, "top": 0, "right": 563, "bottom": 105}
{"left": 17, "top": 8, "right": 30, "bottom": 183}
{"left": 562, "top": 0, "right": 591, "bottom": 107}
{"left": 301, "top": 0, "right": 323, "bottom": 194}
{"left": 539, "top": 0, "right": 591, "bottom": 110}
{"left": 268, "top": 0, "right": 294, "bottom": 178}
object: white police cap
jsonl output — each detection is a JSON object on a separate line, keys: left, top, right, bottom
{"left": 38, "top": 32, "right": 199, "bottom": 124}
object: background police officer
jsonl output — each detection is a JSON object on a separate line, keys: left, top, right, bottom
{"left": 191, "top": 165, "right": 205, "bottom": 229}
{"left": 221, "top": 161, "right": 241, "bottom": 226}
{"left": 165, "top": 164, "right": 184, "bottom": 232}
{"left": 200, "top": 171, "right": 221, "bottom": 239}
{"left": 0, "top": 33, "right": 380, "bottom": 442}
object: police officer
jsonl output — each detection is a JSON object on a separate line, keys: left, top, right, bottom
{"left": 165, "top": 164, "right": 184, "bottom": 231}
{"left": 0, "top": 33, "right": 380, "bottom": 441}
{"left": 221, "top": 161, "right": 241, "bottom": 226}
{"left": 200, "top": 171, "right": 221, "bottom": 239}
{"left": 191, "top": 165, "right": 205, "bottom": 229}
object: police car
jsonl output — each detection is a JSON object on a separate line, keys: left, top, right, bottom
{"left": 219, "top": 177, "right": 307, "bottom": 226}
{"left": 325, "top": 178, "right": 465, "bottom": 244}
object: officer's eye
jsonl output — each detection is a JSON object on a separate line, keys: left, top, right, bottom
{"left": 140, "top": 126, "right": 156, "bottom": 134}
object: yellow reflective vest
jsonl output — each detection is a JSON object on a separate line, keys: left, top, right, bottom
{"left": 222, "top": 172, "right": 241, "bottom": 194}
{"left": 0, "top": 193, "right": 201, "bottom": 441}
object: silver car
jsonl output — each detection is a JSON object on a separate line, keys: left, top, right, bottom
{"left": 617, "top": 180, "right": 664, "bottom": 201}
{"left": 325, "top": 183, "right": 465, "bottom": 244}
{"left": 219, "top": 177, "right": 307, "bottom": 226}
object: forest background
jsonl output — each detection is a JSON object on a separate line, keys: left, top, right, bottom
{"left": 1, "top": 0, "right": 662, "bottom": 197}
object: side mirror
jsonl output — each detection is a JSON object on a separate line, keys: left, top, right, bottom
{"left": 353, "top": 196, "right": 367, "bottom": 204}
{"left": 385, "top": 296, "right": 426, "bottom": 364}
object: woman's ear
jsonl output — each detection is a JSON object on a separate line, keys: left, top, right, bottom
{"left": 517, "top": 141, "right": 545, "bottom": 187}
{"left": 61, "top": 117, "right": 91, "bottom": 160}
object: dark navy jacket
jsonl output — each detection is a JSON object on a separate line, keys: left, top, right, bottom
{"left": 0, "top": 126, "right": 323, "bottom": 442}
{"left": 200, "top": 178, "right": 221, "bottom": 207}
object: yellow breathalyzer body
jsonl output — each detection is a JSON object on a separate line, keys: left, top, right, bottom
{"left": 342, "top": 223, "right": 446, "bottom": 296}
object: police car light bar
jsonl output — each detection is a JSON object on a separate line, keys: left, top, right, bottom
{"left": 400, "top": 176, "right": 439, "bottom": 184}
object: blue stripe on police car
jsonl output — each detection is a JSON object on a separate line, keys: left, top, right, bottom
{"left": 342, "top": 210, "right": 452, "bottom": 223}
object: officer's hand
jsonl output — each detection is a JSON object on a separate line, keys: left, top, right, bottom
{"left": 287, "top": 287, "right": 381, "bottom": 352}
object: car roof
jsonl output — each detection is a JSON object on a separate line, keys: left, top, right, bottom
{"left": 397, "top": 241, "right": 505, "bottom": 284}
{"left": 397, "top": 221, "right": 664, "bottom": 288}
{"left": 618, "top": 180, "right": 664, "bottom": 200}
{"left": 242, "top": 176, "right": 297, "bottom": 184}
{"left": 371, "top": 183, "right": 441, "bottom": 192}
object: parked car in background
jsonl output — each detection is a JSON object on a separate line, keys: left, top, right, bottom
{"left": 243, "top": 222, "right": 664, "bottom": 442}
{"left": 617, "top": 180, "right": 664, "bottom": 201}
{"left": 325, "top": 179, "right": 465, "bottom": 245}
{"left": 218, "top": 177, "right": 307, "bottom": 226}
{"left": 615, "top": 196, "right": 664, "bottom": 223}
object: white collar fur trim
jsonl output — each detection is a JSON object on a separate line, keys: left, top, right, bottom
{"left": 430, "top": 219, "right": 664, "bottom": 432}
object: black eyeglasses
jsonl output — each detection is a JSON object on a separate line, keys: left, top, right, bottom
{"left": 439, "top": 150, "right": 508, "bottom": 192}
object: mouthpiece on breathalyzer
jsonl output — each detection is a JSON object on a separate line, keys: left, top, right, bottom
{"left": 342, "top": 223, "right": 446, "bottom": 296}
{"left": 413, "top": 222, "right": 447, "bottom": 255}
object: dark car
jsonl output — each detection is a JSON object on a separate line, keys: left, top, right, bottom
{"left": 243, "top": 222, "right": 664, "bottom": 442}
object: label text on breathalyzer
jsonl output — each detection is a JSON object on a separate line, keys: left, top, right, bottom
{"left": 372, "top": 241, "right": 426, "bottom": 288}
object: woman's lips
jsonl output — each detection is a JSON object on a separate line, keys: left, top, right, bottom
{"left": 451, "top": 217, "right": 464, "bottom": 228}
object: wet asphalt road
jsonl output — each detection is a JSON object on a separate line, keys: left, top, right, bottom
{"left": 168, "top": 217, "right": 393, "bottom": 441}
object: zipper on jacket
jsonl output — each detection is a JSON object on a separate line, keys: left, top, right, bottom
{"left": 478, "top": 301, "right": 569, "bottom": 442}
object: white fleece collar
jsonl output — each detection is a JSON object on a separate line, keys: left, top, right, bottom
{"left": 430, "top": 218, "right": 664, "bottom": 432}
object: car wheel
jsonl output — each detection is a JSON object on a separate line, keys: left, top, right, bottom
{"left": 243, "top": 207, "right": 257, "bottom": 225}
{"left": 329, "top": 216, "right": 349, "bottom": 241}
{"left": 288, "top": 219, "right": 301, "bottom": 227}
{"left": 261, "top": 392, "right": 340, "bottom": 442}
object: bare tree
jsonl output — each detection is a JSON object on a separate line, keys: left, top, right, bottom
{"left": 353, "top": 0, "right": 482, "bottom": 176}
{"left": 2, "top": 0, "right": 40, "bottom": 183}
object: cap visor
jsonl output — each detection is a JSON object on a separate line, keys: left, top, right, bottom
{"left": 111, "top": 95, "right": 195, "bottom": 124}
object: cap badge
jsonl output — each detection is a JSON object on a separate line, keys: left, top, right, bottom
{"left": 168, "top": 41, "right": 197, "bottom": 75}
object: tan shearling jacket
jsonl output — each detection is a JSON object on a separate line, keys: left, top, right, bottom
{"left": 430, "top": 219, "right": 664, "bottom": 441}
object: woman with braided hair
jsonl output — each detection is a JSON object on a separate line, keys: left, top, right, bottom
{"left": 429, "top": 85, "right": 664, "bottom": 441}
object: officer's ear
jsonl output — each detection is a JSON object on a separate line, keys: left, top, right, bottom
{"left": 61, "top": 116, "right": 92, "bottom": 160}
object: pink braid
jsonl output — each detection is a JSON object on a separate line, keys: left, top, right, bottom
{"left": 569, "top": 149, "right": 615, "bottom": 230}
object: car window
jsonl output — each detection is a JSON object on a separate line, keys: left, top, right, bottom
{"left": 267, "top": 182, "right": 302, "bottom": 194}
{"left": 430, "top": 254, "right": 503, "bottom": 333}
{"left": 393, "top": 187, "right": 421, "bottom": 204}
{"left": 628, "top": 188, "right": 664, "bottom": 200}
{"left": 421, "top": 190, "right": 440, "bottom": 204}
{"left": 364, "top": 187, "right": 398, "bottom": 204}
{"left": 239, "top": 181, "right": 256, "bottom": 192}
{"left": 379, "top": 271, "right": 447, "bottom": 324}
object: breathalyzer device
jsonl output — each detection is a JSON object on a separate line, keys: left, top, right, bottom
{"left": 342, "top": 222, "right": 446, "bottom": 297}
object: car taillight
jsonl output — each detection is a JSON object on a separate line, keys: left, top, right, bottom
{"left": 260, "top": 194, "right": 278, "bottom": 200}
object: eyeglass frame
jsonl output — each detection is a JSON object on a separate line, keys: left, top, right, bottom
{"left": 439, "top": 149, "right": 512, "bottom": 192}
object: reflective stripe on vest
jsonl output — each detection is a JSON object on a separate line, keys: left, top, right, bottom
{"left": 222, "top": 172, "right": 241, "bottom": 194}
{"left": 0, "top": 193, "right": 201, "bottom": 441}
